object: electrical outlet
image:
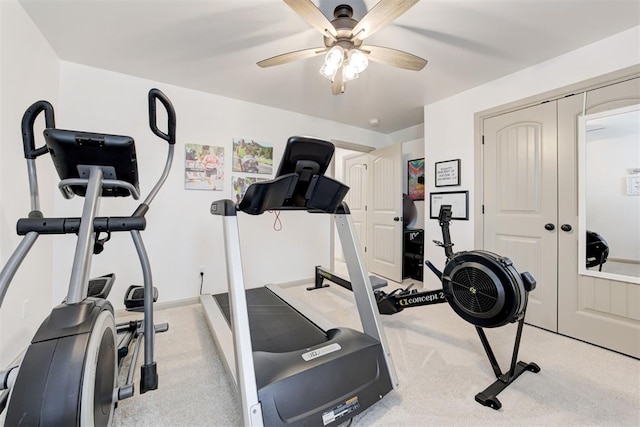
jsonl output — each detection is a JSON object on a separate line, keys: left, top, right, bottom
{"left": 198, "top": 265, "right": 206, "bottom": 276}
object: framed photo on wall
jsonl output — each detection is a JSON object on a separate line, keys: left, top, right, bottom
{"left": 232, "top": 137, "right": 274, "bottom": 175}
{"left": 429, "top": 191, "right": 469, "bottom": 220}
{"left": 435, "top": 159, "right": 460, "bottom": 187}
{"left": 184, "top": 143, "right": 225, "bottom": 191}
{"left": 407, "top": 158, "right": 425, "bottom": 200}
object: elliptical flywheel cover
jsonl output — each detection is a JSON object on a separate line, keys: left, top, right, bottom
{"left": 442, "top": 251, "right": 527, "bottom": 328}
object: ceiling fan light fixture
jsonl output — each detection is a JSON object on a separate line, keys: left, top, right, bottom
{"left": 319, "top": 62, "right": 339, "bottom": 80}
{"left": 319, "top": 45, "right": 345, "bottom": 80}
{"left": 324, "top": 45, "right": 344, "bottom": 68}
{"left": 342, "top": 63, "right": 359, "bottom": 82}
{"left": 266, "top": 0, "right": 426, "bottom": 94}
{"left": 348, "top": 49, "right": 368, "bottom": 73}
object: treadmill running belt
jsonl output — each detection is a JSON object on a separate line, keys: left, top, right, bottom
{"left": 214, "top": 287, "right": 328, "bottom": 353}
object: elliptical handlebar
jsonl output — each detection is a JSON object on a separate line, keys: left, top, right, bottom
{"left": 135, "top": 88, "right": 176, "bottom": 214}
{"left": 148, "top": 88, "right": 176, "bottom": 145}
{"left": 21, "top": 100, "right": 55, "bottom": 159}
{"left": 21, "top": 101, "right": 56, "bottom": 213}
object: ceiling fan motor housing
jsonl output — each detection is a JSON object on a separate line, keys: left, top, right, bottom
{"left": 323, "top": 4, "right": 362, "bottom": 49}
{"left": 442, "top": 251, "right": 530, "bottom": 328}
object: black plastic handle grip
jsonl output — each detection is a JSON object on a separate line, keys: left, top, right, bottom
{"left": 21, "top": 100, "right": 55, "bottom": 159}
{"left": 148, "top": 88, "right": 176, "bottom": 145}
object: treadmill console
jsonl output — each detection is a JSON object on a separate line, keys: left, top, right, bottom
{"left": 238, "top": 136, "right": 349, "bottom": 214}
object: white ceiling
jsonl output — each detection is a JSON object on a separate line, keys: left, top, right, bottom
{"left": 19, "top": 0, "right": 640, "bottom": 134}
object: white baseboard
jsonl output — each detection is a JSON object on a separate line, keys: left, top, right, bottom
{"left": 114, "top": 296, "right": 200, "bottom": 317}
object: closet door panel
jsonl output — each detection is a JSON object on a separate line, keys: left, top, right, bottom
{"left": 557, "top": 77, "right": 640, "bottom": 358}
{"left": 483, "top": 102, "right": 558, "bottom": 331}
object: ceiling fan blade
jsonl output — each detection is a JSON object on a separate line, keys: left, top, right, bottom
{"left": 257, "top": 47, "right": 327, "bottom": 68}
{"left": 362, "top": 45, "right": 427, "bottom": 71}
{"left": 283, "top": 0, "right": 338, "bottom": 40}
{"left": 352, "top": 0, "right": 419, "bottom": 41}
{"left": 331, "top": 70, "right": 345, "bottom": 95}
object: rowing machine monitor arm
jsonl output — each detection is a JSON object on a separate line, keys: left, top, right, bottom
{"left": 423, "top": 204, "right": 454, "bottom": 279}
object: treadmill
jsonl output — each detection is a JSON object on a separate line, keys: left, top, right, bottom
{"left": 200, "top": 136, "right": 397, "bottom": 426}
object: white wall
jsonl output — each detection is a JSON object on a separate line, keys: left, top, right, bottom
{"left": 52, "top": 62, "right": 391, "bottom": 308}
{"left": 390, "top": 123, "right": 423, "bottom": 143}
{"left": 0, "top": 0, "right": 59, "bottom": 367}
{"left": 423, "top": 25, "right": 640, "bottom": 288}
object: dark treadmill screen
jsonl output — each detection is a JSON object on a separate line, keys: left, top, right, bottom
{"left": 214, "top": 287, "right": 327, "bottom": 353}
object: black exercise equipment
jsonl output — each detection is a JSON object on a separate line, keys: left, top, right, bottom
{"left": 0, "top": 88, "right": 176, "bottom": 426}
{"left": 402, "top": 193, "right": 418, "bottom": 229}
{"left": 428, "top": 205, "right": 539, "bottom": 409}
{"left": 586, "top": 230, "right": 609, "bottom": 271}
{"left": 309, "top": 265, "right": 389, "bottom": 292}
{"left": 313, "top": 205, "right": 539, "bottom": 410}
{"left": 85, "top": 274, "right": 166, "bottom": 365}
{"left": 201, "top": 136, "right": 396, "bottom": 427}
{"left": 310, "top": 265, "right": 448, "bottom": 315}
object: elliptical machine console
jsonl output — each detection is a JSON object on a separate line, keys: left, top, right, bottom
{"left": 0, "top": 88, "right": 176, "bottom": 426}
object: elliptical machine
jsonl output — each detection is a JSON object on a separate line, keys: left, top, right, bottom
{"left": 0, "top": 88, "right": 176, "bottom": 425}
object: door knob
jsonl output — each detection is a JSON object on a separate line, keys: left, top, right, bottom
{"left": 393, "top": 217, "right": 402, "bottom": 222}
{"left": 561, "top": 224, "right": 572, "bottom": 232}
{"left": 544, "top": 223, "right": 555, "bottom": 231}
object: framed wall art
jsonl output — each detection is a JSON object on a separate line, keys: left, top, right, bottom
{"left": 407, "top": 158, "right": 425, "bottom": 200}
{"left": 429, "top": 191, "right": 469, "bottom": 220}
{"left": 184, "top": 143, "right": 225, "bottom": 191}
{"left": 232, "top": 137, "right": 273, "bottom": 175}
{"left": 435, "top": 159, "right": 460, "bottom": 187}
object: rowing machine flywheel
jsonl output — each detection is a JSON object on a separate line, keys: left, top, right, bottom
{"left": 442, "top": 250, "right": 529, "bottom": 328}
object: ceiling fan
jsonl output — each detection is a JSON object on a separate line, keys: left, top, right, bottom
{"left": 257, "top": 0, "right": 428, "bottom": 95}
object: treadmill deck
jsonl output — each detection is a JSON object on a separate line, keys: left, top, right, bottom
{"left": 213, "top": 286, "right": 328, "bottom": 353}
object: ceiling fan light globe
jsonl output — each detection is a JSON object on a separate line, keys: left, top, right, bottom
{"left": 324, "top": 45, "right": 345, "bottom": 68}
{"left": 319, "top": 62, "right": 338, "bottom": 80}
{"left": 348, "top": 49, "right": 369, "bottom": 73}
{"left": 342, "top": 64, "right": 359, "bottom": 82}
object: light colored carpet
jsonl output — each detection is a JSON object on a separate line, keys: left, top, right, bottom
{"left": 114, "top": 283, "right": 640, "bottom": 427}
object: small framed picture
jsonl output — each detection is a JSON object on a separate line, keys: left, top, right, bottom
{"left": 429, "top": 191, "right": 469, "bottom": 220}
{"left": 407, "top": 158, "right": 425, "bottom": 200}
{"left": 435, "top": 159, "right": 460, "bottom": 187}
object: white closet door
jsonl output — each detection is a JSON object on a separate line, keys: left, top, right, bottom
{"left": 557, "top": 77, "right": 640, "bottom": 358}
{"left": 483, "top": 102, "right": 558, "bottom": 331}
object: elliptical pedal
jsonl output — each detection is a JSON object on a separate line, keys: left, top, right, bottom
{"left": 124, "top": 285, "right": 158, "bottom": 311}
{"left": 87, "top": 273, "right": 116, "bottom": 299}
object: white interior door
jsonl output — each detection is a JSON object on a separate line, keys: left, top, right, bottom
{"left": 557, "top": 77, "right": 640, "bottom": 358}
{"left": 342, "top": 153, "right": 369, "bottom": 264}
{"left": 368, "top": 143, "right": 403, "bottom": 282}
{"left": 483, "top": 102, "right": 559, "bottom": 332}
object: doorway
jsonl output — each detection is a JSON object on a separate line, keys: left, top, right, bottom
{"left": 332, "top": 140, "right": 425, "bottom": 286}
